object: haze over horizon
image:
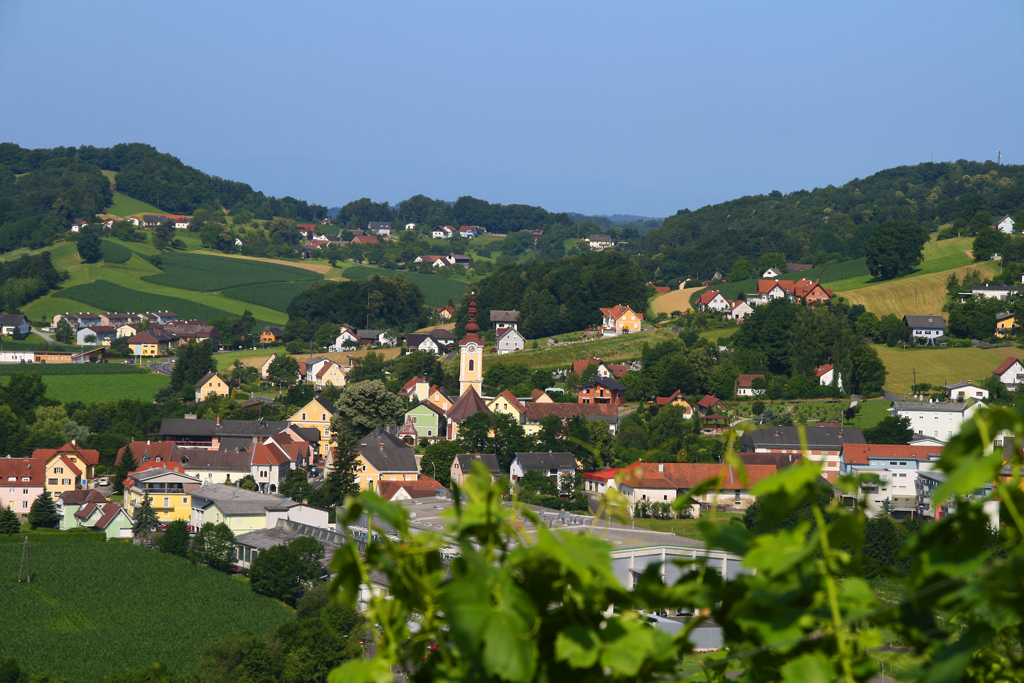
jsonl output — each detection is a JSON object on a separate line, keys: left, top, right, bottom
{"left": 1, "top": 0, "right": 1021, "bottom": 218}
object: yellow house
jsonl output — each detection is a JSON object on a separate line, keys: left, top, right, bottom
{"left": 354, "top": 430, "right": 419, "bottom": 492}
{"left": 195, "top": 372, "right": 230, "bottom": 401}
{"left": 127, "top": 331, "right": 176, "bottom": 357}
{"left": 124, "top": 468, "right": 200, "bottom": 523}
{"left": 289, "top": 396, "right": 336, "bottom": 457}
{"left": 314, "top": 361, "right": 347, "bottom": 389}
{"left": 599, "top": 304, "right": 643, "bottom": 334}
{"left": 426, "top": 386, "right": 454, "bottom": 413}
{"left": 996, "top": 312, "right": 1016, "bottom": 338}
{"left": 43, "top": 454, "right": 82, "bottom": 496}
{"left": 260, "top": 326, "right": 284, "bottom": 345}
{"left": 35, "top": 441, "right": 101, "bottom": 485}
{"left": 487, "top": 390, "right": 526, "bottom": 426}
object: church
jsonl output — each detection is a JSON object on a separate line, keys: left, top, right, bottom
{"left": 445, "top": 298, "right": 491, "bottom": 440}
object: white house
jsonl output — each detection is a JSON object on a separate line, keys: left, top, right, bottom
{"left": 405, "top": 223, "right": 417, "bottom": 231}
{"left": 916, "top": 470, "right": 999, "bottom": 527}
{"left": 735, "top": 374, "right": 765, "bottom": 397}
{"left": 368, "top": 221, "right": 391, "bottom": 237}
{"left": 0, "top": 314, "right": 31, "bottom": 338}
{"left": 992, "top": 356, "right": 1024, "bottom": 389}
{"left": 942, "top": 381, "right": 989, "bottom": 402}
{"left": 814, "top": 364, "right": 843, "bottom": 391}
{"left": 334, "top": 327, "right": 360, "bottom": 350}
{"left": 968, "top": 285, "right": 1024, "bottom": 300}
{"left": 615, "top": 462, "right": 778, "bottom": 514}
{"left": 889, "top": 400, "right": 983, "bottom": 442}
{"left": 415, "top": 255, "right": 453, "bottom": 268}
{"left": 995, "top": 215, "right": 1016, "bottom": 234}
{"left": 496, "top": 327, "right": 525, "bottom": 355}
{"left": 840, "top": 444, "right": 941, "bottom": 517}
{"left": 902, "top": 314, "right": 945, "bottom": 343}
{"left": 724, "top": 300, "right": 753, "bottom": 322}
{"left": 259, "top": 353, "right": 277, "bottom": 379}
{"left": 431, "top": 225, "right": 454, "bottom": 239}
{"left": 762, "top": 267, "right": 783, "bottom": 278}
{"left": 509, "top": 452, "right": 577, "bottom": 486}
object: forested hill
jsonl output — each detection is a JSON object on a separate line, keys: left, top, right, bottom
{"left": 644, "top": 160, "right": 1024, "bottom": 282}
{"left": 0, "top": 142, "right": 328, "bottom": 220}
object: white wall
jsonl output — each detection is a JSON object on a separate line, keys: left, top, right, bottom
{"left": 265, "top": 504, "right": 329, "bottom": 529}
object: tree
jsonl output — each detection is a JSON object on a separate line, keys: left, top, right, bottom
{"left": 158, "top": 520, "right": 190, "bottom": 557}
{"left": 238, "top": 474, "right": 259, "bottom": 491}
{"left": 190, "top": 522, "right": 235, "bottom": 571}
{"left": 169, "top": 342, "right": 217, "bottom": 395}
{"left": 54, "top": 318, "right": 74, "bottom": 344}
{"left": 249, "top": 545, "right": 305, "bottom": 606}
{"left": 864, "top": 220, "right": 928, "bottom": 280}
{"left": 27, "top": 491, "right": 58, "bottom": 529}
{"left": 154, "top": 220, "right": 176, "bottom": 249}
{"left": 972, "top": 227, "right": 1007, "bottom": 262}
{"left": 0, "top": 506, "right": 20, "bottom": 534}
{"left": 850, "top": 344, "right": 887, "bottom": 397}
{"left": 419, "top": 441, "right": 461, "bottom": 487}
{"left": 267, "top": 354, "right": 300, "bottom": 386}
{"left": 863, "top": 415, "right": 914, "bottom": 445}
{"left": 114, "top": 444, "right": 138, "bottom": 494}
{"left": 131, "top": 494, "right": 159, "bottom": 540}
{"left": 77, "top": 230, "right": 102, "bottom": 263}
{"left": 334, "top": 380, "right": 406, "bottom": 436}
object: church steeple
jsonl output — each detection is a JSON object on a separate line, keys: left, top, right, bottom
{"left": 459, "top": 297, "right": 484, "bottom": 396}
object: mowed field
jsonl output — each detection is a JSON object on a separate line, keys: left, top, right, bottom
{"left": 840, "top": 263, "right": 998, "bottom": 318}
{"left": 652, "top": 287, "right": 703, "bottom": 315}
{"left": 487, "top": 329, "right": 675, "bottom": 370}
{"left": 0, "top": 540, "right": 293, "bottom": 683}
{"left": 874, "top": 344, "right": 1024, "bottom": 394}
{"left": 41, "top": 372, "right": 170, "bottom": 403}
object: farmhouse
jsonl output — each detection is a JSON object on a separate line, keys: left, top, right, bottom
{"left": 587, "top": 234, "right": 614, "bottom": 251}
{"left": 992, "top": 356, "right": 1024, "bottom": 390}
{"left": 431, "top": 225, "right": 455, "bottom": 239}
{"left": 734, "top": 374, "right": 765, "bottom": 397}
{"left": 599, "top": 304, "right": 643, "bottom": 336}
{"left": 996, "top": 312, "right": 1016, "bottom": 338}
{"left": 495, "top": 326, "right": 525, "bottom": 354}
{"left": 195, "top": 372, "right": 229, "bottom": 402}
{"left": 355, "top": 429, "right": 420, "bottom": 492}
{"left": 903, "top": 315, "right": 945, "bottom": 344}
{"left": 260, "top": 326, "right": 284, "bottom": 344}
{"left": 509, "top": 452, "right": 577, "bottom": 484}
{"left": 942, "top": 381, "right": 989, "bottom": 402}
{"left": 0, "top": 314, "right": 30, "bottom": 338}
{"left": 696, "top": 290, "right": 731, "bottom": 312}
{"left": 490, "top": 309, "right": 520, "bottom": 333}
{"left": 814, "top": 364, "right": 843, "bottom": 391}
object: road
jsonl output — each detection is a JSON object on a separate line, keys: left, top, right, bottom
{"left": 30, "top": 326, "right": 56, "bottom": 343}
{"left": 150, "top": 358, "right": 176, "bottom": 376}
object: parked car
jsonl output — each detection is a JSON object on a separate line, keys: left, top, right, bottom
{"left": 98, "top": 477, "right": 110, "bottom": 486}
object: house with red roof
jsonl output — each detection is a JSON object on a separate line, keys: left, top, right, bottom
{"left": 650, "top": 390, "right": 695, "bottom": 418}
{"left": 33, "top": 440, "right": 101, "bottom": 484}
{"left": 435, "top": 305, "right": 455, "bottom": 320}
{"left": 350, "top": 234, "right": 380, "bottom": 246}
{"left": 696, "top": 395, "right": 725, "bottom": 416}
{"left": 582, "top": 467, "right": 624, "bottom": 496}
{"left": 724, "top": 299, "right": 754, "bottom": 322}
{"left": 571, "top": 358, "right": 603, "bottom": 376}
{"left": 814, "top": 364, "right": 843, "bottom": 391}
{"left": 993, "top": 356, "right": 1024, "bottom": 389}
{"left": 74, "top": 501, "right": 134, "bottom": 539}
{"left": 616, "top": 462, "right": 777, "bottom": 514}
{"left": 840, "top": 443, "right": 942, "bottom": 517}
{"left": 599, "top": 304, "right": 643, "bottom": 336}
{"left": 431, "top": 225, "right": 455, "bottom": 239}
{"left": 696, "top": 290, "right": 731, "bottom": 312}
{"left": 735, "top": 374, "right": 765, "bottom": 398}
{"left": 597, "top": 362, "right": 629, "bottom": 380}
{"left": 378, "top": 476, "right": 447, "bottom": 501}
{"left": 0, "top": 456, "right": 45, "bottom": 520}
{"left": 753, "top": 278, "right": 832, "bottom": 306}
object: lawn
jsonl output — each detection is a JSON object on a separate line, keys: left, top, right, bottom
{"left": 104, "top": 191, "right": 163, "bottom": 217}
{"left": 851, "top": 398, "right": 892, "bottom": 431}
{"left": 487, "top": 329, "right": 675, "bottom": 370}
{"left": 839, "top": 263, "right": 998, "bottom": 318}
{"left": 0, "top": 363, "right": 150, "bottom": 376}
{"left": 38, "top": 372, "right": 170, "bottom": 403}
{"left": 827, "top": 237, "right": 977, "bottom": 293}
{"left": 0, "top": 541, "right": 293, "bottom": 683}
{"left": 344, "top": 266, "right": 468, "bottom": 309}
{"left": 873, "top": 343, "right": 1024, "bottom": 395}
{"left": 143, "top": 251, "right": 322, "bottom": 292}
{"left": 630, "top": 514, "right": 746, "bottom": 540}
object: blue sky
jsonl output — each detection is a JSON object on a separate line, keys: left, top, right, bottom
{"left": 1, "top": 0, "right": 1021, "bottom": 217}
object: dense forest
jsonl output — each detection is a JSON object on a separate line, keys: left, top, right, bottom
{"left": 0, "top": 142, "right": 328, "bottom": 223}
{"left": 284, "top": 276, "right": 427, "bottom": 341}
{"left": 643, "top": 160, "right": 1024, "bottom": 282}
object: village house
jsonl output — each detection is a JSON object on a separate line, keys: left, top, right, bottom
{"left": 966, "top": 284, "right": 1024, "bottom": 300}
{"left": 762, "top": 267, "right": 783, "bottom": 278}
{"left": 696, "top": 395, "right": 725, "bottom": 416}
{"left": 599, "top": 304, "right": 643, "bottom": 336}
{"left": 398, "top": 376, "right": 429, "bottom": 402}
{"left": 355, "top": 429, "right": 420, "bottom": 492}
{"left": 368, "top": 221, "right": 391, "bottom": 236}
{"left": 509, "top": 452, "right": 577, "bottom": 485}
{"left": 451, "top": 453, "right": 501, "bottom": 486}
{"left": 490, "top": 309, "right": 520, "bottom": 333}
{"left": 158, "top": 417, "right": 291, "bottom": 448}
{"left": 582, "top": 467, "right": 624, "bottom": 497}
{"left": 289, "top": 397, "right": 336, "bottom": 459}
{"left": 190, "top": 483, "right": 314, "bottom": 533}
{"left": 459, "top": 226, "right": 479, "bottom": 238}
{"left": 992, "top": 356, "right": 1024, "bottom": 390}
{"left": 617, "top": 462, "right": 777, "bottom": 514}
{"left": 334, "top": 325, "right": 360, "bottom": 349}
{"left": 34, "top": 441, "right": 101, "bottom": 485}
{"left": 942, "top": 381, "right": 989, "bottom": 402}
{"left": 259, "top": 353, "right": 277, "bottom": 379}
{"left": 57, "top": 489, "right": 108, "bottom": 530}
{"left": 916, "top": 470, "right": 999, "bottom": 526}
{"left": 487, "top": 390, "right": 527, "bottom": 426}
{"left": 587, "top": 234, "right": 615, "bottom": 251}
{"left": 378, "top": 477, "right": 446, "bottom": 502}
{"left": 495, "top": 326, "right": 526, "bottom": 354}
{"left": 402, "top": 401, "right": 446, "bottom": 444}
{"left": 889, "top": 401, "right": 983, "bottom": 443}
{"left": 127, "top": 331, "right": 178, "bottom": 357}
{"left": 0, "top": 456, "right": 45, "bottom": 520}
{"left": 996, "top": 312, "right": 1016, "bottom": 338}
{"left": 814, "top": 363, "right": 843, "bottom": 391}
{"left": 260, "top": 326, "right": 284, "bottom": 344}
{"left": 597, "top": 362, "right": 629, "bottom": 380}
{"left": 753, "top": 278, "right": 832, "bottom": 306}
{"left": 734, "top": 374, "right": 765, "bottom": 397}
{"left": 739, "top": 425, "right": 866, "bottom": 483}
{"left": 839, "top": 443, "right": 941, "bottom": 517}
{"left": 0, "top": 314, "right": 31, "bottom": 338}
{"left": 651, "top": 390, "right": 695, "bottom": 418}
{"left": 435, "top": 305, "right": 455, "bottom": 321}
{"left": 73, "top": 501, "right": 133, "bottom": 539}
{"left": 723, "top": 300, "right": 754, "bottom": 322}
{"left": 124, "top": 467, "right": 202, "bottom": 524}
{"left": 522, "top": 402, "right": 619, "bottom": 436}
{"left": 577, "top": 376, "right": 627, "bottom": 405}
{"left": 195, "top": 372, "right": 229, "bottom": 402}
{"left": 993, "top": 214, "right": 1016, "bottom": 234}
{"left": 696, "top": 290, "right": 731, "bottom": 312}
{"left": 431, "top": 225, "right": 455, "bottom": 239}
{"left": 903, "top": 314, "right": 945, "bottom": 344}
{"left": 415, "top": 254, "right": 454, "bottom": 268}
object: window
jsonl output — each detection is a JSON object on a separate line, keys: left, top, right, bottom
{"left": 54, "top": 467, "right": 63, "bottom": 474}
{"left": 22, "top": 488, "right": 29, "bottom": 495}
{"left": 7, "top": 488, "right": 12, "bottom": 495}
{"left": 48, "top": 478, "right": 57, "bottom": 485}
{"left": 182, "top": 497, "right": 187, "bottom": 504}
{"left": 163, "top": 497, "right": 169, "bottom": 508}
{"left": 301, "top": 413, "right": 306, "bottom": 421}
{"left": 468, "top": 359, "right": 475, "bottom": 372}
{"left": 22, "top": 501, "right": 28, "bottom": 509}
{"left": 62, "top": 478, "right": 71, "bottom": 486}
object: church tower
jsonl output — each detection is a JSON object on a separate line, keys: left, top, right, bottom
{"left": 459, "top": 298, "right": 484, "bottom": 397}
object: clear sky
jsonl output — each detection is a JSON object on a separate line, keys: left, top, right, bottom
{"left": 1, "top": 0, "right": 1021, "bottom": 217}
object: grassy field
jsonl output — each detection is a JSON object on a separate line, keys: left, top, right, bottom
{"left": 39, "top": 372, "right": 170, "bottom": 403}
{"left": 344, "top": 266, "right": 468, "bottom": 309}
{"left": 874, "top": 343, "right": 1024, "bottom": 394}
{"left": 629, "top": 514, "right": 746, "bottom": 540}
{"left": 0, "top": 363, "right": 150, "bottom": 376}
{"left": 143, "top": 251, "right": 322, "bottom": 292}
{"left": 827, "top": 237, "right": 976, "bottom": 293}
{"left": 487, "top": 330, "right": 675, "bottom": 370}
{"left": 651, "top": 287, "right": 702, "bottom": 315}
{"left": 850, "top": 399, "right": 892, "bottom": 431}
{"left": 0, "top": 541, "right": 293, "bottom": 683}
{"left": 99, "top": 239, "right": 131, "bottom": 264}
{"left": 104, "top": 191, "right": 162, "bottom": 217}
{"left": 222, "top": 280, "right": 317, "bottom": 312}
{"left": 840, "top": 263, "right": 999, "bottom": 318}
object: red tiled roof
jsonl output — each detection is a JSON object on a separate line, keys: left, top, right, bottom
{"left": 605, "top": 364, "right": 629, "bottom": 379}
{"left": 599, "top": 304, "right": 643, "bottom": 321}
{"left": 0, "top": 457, "right": 45, "bottom": 486}
{"left": 252, "top": 443, "right": 291, "bottom": 466}
{"left": 522, "top": 402, "right": 618, "bottom": 421}
{"left": 350, "top": 235, "right": 380, "bottom": 245}
{"left": 447, "top": 387, "right": 491, "bottom": 422}
{"left": 994, "top": 356, "right": 1023, "bottom": 375}
{"left": 117, "top": 441, "right": 175, "bottom": 466}
{"left": 33, "top": 441, "right": 101, "bottom": 467}
{"left": 655, "top": 390, "right": 682, "bottom": 406}
{"left": 697, "top": 290, "right": 723, "bottom": 306}
{"left": 94, "top": 503, "right": 126, "bottom": 529}
{"left": 814, "top": 364, "right": 834, "bottom": 377}
{"left": 49, "top": 453, "right": 82, "bottom": 478}
{"left": 842, "top": 443, "right": 940, "bottom": 465}
{"left": 571, "top": 358, "right": 601, "bottom": 376}
{"left": 583, "top": 468, "right": 623, "bottom": 482}
{"left": 128, "top": 461, "right": 186, "bottom": 475}
{"left": 377, "top": 476, "right": 447, "bottom": 501}
{"left": 492, "top": 390, "right": 526, "bottom": 414}
{"left": 399, "top": 376, "right": 425, "bottom": 396}
{"left": 620, "top": 462, "right": 776, "bottom": 490}
{"left": 697, "top": 395, "right": 723, "bottom": 408}
{"left": 736, "top": 374, "right": 764, "bottom": 389}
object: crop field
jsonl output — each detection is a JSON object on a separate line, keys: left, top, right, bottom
{"left": 143, "top": 251, "right": 322, "bottom": 292}
{"left": 104, "top": 191, "right": 163, "bottom": 217}
{"left": 652, "top": 287, "right": 702, "bottom": 315}
{"left": 840, "top": 263, "right": 997, "bottom": 318}
{"left": 487, "top": 329, "right": 675, "bottom": 370}
{"left": 99, "top": 239, "right": 131, "bottom": 264}
{"left": 874, "top": 343, "right": 1024, "bottom": 394}
{"left": 0, "top": 541, "right": 293, "bottom": 683}
{"left": 222, "top": 280, "right": 317, "bottom": 312}
{"left": 344, "top": 266, "right": 467, "bottom": 308}
{"left": 39, "top": 373, "right": 170, "bottom": 403}
{"left": 0, "top": 363, "right": 150, "bottom": 376}
{"left": 826, "top": 238, "right": 977, "bottom": 292}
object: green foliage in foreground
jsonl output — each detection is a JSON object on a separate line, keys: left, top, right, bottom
{"left": 0, "top": 542, "right": 293, "bottom": 683}
{"left": 330, "top": 407, "right": 1024, "bottom": 683}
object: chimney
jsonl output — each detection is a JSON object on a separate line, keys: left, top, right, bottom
{"left": 72, "top": 439, "right": 76, "bottom": 446}
{"left": 216, "top": 415, "right": 221, "bottom": 425}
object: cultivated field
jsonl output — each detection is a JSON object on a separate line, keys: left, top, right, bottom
{"left": 0, "top": 541, "right": 293, "bottom": 683}
{"left": 0, "top": 364, "right": 150, "bottom": 376}
{"left": 103, "top": 191, "right": 162, "bottom": 218}
{"left": 211, "top": 252, "right": 334, "bottom": 274}
{"left": 41, "top": 372, "right": 170, "bottom": 403}
{"left": 840, "top": 263, "right": 997, "bottom": 318}
{"left": 222, "top": 280, "right": 317, "bottom": 312}
{"left": 143, "top": 251, "right": 322, "bottom": 292}
{"left": 874, "top": 343, "right": 1024, "bottom": 394}
{"left": 652, "top": 287, "right": 702, "bottom": 315}
{"left": 344, "top": 266, "right": 468, "bottom": 309}
{"left": 487, "top": 329, "right": 675, "bottom": 370}
{"left": 827, "top": 237, "right": 978, "bottom": 293}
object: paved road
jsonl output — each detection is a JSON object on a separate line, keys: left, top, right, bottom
{"left": 30, "top": 326, "right": 56, "bottom": 343}
{"left": 150, "top": 358, "right": 176, "bottom": 376}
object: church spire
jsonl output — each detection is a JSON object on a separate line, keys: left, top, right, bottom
{"left": 460, "top": 297, "right": 482, "bottom": 346}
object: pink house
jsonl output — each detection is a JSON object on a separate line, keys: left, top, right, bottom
{"left": 0, "top": 456, "right": 46, "bottom": 520}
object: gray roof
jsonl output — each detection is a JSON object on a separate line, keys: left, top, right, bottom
{"left": 582, "top": 376, "right": 628, "bottom": 392}
{"left": 739, "top": 426, "right": 865, "bottom": 451}
{"left": 903, "top": 314, "right": 945, "bottom": 329}
{"left": 973, "top": 285, "right": 1024, "bottom": 292}
{"left": 358, "top": 429, "right": 418, "bottom": 473}
{"left": 454, "top": 453, "right": 501, "bottom": 475}
{"left": 0, "top": 314, "right": 28, "bottom": 325}
{"left": 891, "top": 401, "right": 974, "bottom": 413}
{"left": 996, "top": 311, "right": 1015, "bottom": 322}
{"left": 160, "top": 418, "right": 289, "bottom": 439}
{"left": 942, "top": 381, "right": 984, "bottom": 390}
{"left": 514, "top": 452, "right": 577, "bottom": 471}
{"left": 174, "top": 447, "right": 252, "bottom": 472}
{"left": 191, "top": 483, "right": 298, "bottom": 516}
{"left": 290, "top": 426, "right": 322, "bottom": 443}
{"left": 489, "top": 310, "right": 520, "bottom": 323}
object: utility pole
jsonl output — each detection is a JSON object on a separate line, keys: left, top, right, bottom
{"left": 18, "top": 535, "right": 30, "bottom": 583}
{"left": 997, "top": 149, "right": 1002, "bottom": 165}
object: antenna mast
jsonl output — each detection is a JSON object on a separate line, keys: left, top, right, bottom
{"left": 18, "top": 535, "right": 30, "bottom": 583}
{"left": 997, "top": 149, "right": 1002, "bottom": 165}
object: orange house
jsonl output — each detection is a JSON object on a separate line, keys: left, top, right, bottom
{"left": 599, "top": 304, "right": 643, "bottom": 335}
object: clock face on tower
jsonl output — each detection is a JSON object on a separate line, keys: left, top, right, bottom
{"left": 466, "top": 343, "right": 478, "bottom": 354}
